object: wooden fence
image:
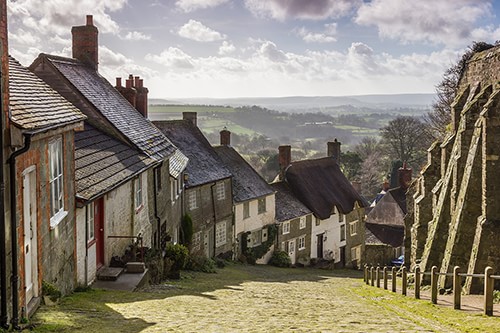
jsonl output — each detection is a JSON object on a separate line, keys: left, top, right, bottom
{"left": 363, "top": 265, "right": 499, "bottom": 316}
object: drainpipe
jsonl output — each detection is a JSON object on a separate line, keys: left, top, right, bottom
{"left": 210, "top": 183, "right": 217, "bottom": 257}
{"left": 8, "top": 132, "right": 32, "bottom": 329}
{"left": 152, "top": 164, "right": 161, "bottom": 249}
{"left": 0, "top": 66, "right": 8, "bottom": 329}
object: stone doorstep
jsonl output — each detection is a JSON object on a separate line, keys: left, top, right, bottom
{"left": 125, "top": 261, "right": 146, "bottom": 273}
{"left": 96, "top": 266, "right": 124, "bottom": 281}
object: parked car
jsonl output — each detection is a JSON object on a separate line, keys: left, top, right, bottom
{"left": 391, "top": 255, "right": 404, "bottom": 267}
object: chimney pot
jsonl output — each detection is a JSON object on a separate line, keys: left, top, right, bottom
{"left": 134, "top": 76, "right": 140, "bottom": 88}
{"left": 183, "top": 112, "right": 197, "bottom": 126}
{"left": 116, "top": 77, "right": 122, "bottom": 87}
{"left": 398, "top": 162, "right": 412, "bottom": 190}
{"left": 86, "top": 15, "right": 93, "bottom": 26}
{"left": 220, "top": 127, "right": 231, "bottom": 146}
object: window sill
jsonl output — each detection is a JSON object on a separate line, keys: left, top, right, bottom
{"left": 50, "top": 210, "right": 68, "bottom": 229}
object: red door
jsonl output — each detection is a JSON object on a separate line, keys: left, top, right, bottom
{"left": 95, "top": 198, "right": 105, "bottom": 268}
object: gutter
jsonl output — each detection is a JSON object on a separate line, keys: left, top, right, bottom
{"left": 0, "top": 68, "right": 8, "bottom": 329}
{"left": 8, "top": 132, "right": 32, "bottom": 329}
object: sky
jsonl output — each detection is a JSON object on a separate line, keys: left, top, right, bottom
{"left": 6, "top": 0, "right": 500, "bottom": 99}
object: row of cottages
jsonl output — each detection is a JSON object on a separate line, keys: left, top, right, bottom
{"left": 272, "top": 143, "right": 368, "bottom": 268}
{"left": 364, "top": 165, "right": 411, "bottom": 266}
{"left": 2, "top": 14, "right": 189, "bottom": 325}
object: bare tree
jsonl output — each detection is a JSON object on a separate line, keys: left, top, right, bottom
{"left": 425, "top": 41, "right": 496, "bottom": 139}
{"left": 380, "top": 116, "right": 429, "bottom": 168}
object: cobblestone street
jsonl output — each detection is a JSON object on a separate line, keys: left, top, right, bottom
{"left": 31, "top": 265, "right": 499, "bottom": 333}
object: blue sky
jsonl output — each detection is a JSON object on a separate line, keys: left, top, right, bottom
{"left": 7, "top": 0, "right": 500, "bottom": 98}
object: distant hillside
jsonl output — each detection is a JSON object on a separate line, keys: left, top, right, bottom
{"left": 149, "top": 93, "right": 435, "bottom": 111}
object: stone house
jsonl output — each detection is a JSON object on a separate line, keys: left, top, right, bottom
{"left": 364, "top": 165, "right": 410, "bottom": 266}
{"left": 154, "top": 113, "right": 234, "bottom": 258}
{"left": 28, "top": 16, "right": 187, "bottom": 279}
{"left": 408, "top": 45, "right": 500, "bottom": 293}
{"left": 213, "top": 129, "right": 275, "bottom": 263}
{"left": 8, "top": 56, "right": 86, "bottom": 319}
{"left": 276, "top": 142, "right": 367, "bottom": 268}
{"left": 270, "top": 181, "right": 314, "bottom": 266}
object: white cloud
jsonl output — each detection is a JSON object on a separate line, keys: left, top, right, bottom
{"left": 219, "top": 41, "right": 236, "bottom": 55}
{"left": 178, "top": 19, "right": 226, "bottom": 42}
{"left": 122, "top": 31, "right": 152, "bottom": 41}
{"left": 99, "top": 46, "right": 158, "bottom": 83}
{"left": 146, "top": 47, "right": 195, "bottom": 69}
{"left": 175, "top": 0, "right": 231, "bottom": 12}
{"left": 7, "top": 0, "right": 126, "bottom": 36}
{"left": 244, "top": 0, "right": 361, "bottom": 20}
{"left": 355, "top": 0, "right": 493, "bottom": 47}
{"left": 8, "top": 28, "right": 40, "bottom": 46}
{"left": 296, "top": 23, "right": 337, "bottom": 43}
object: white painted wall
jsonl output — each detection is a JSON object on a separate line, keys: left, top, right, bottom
{"left": 75, "top": 206, "right": 97, "bottom": 286}
{"left": 234, "top": 194, "right": 275, "bottom": 236}
{"left": 310, "top": 207, "right": 346, "bottom": 263}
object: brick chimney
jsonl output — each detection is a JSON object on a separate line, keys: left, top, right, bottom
{"left": 72, "top": 15, "right": 98, "bottom": 70}
{"left": 327, "top": 138, "right": 341, "bottom": 164}
{"left": 183, "top": 112, "right": 197, "bottom": 126}
{"left": 134, "top": 76, "right": 148, "bottom": 118}
{"left": 220, "top": 127, "right": 231, "bottom": 146}
{"left": 398, "top": 162, "right": 412, "bottom": 190}
{"left": 115, "top": 74, "right": 137, "bottom": 108}
{"left": 278, "top": 145, "right": 291, "bottom": 180}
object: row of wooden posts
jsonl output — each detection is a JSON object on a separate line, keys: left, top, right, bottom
{"left": 363, "top": 265, "right": 499, "bottom": 316}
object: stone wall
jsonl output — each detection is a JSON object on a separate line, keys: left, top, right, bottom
{"left": 409, "top": 45, "right": 500, "bottom": 292}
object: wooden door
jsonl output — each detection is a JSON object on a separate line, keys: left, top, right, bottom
{"left": 23, "top": 167, "right": 38, "bottom": 304}
{"left": 316, "top": 234, "right": 324, "bottom": 259}
{"left": 94, "top": 198, "right": 105, "bottom": 268}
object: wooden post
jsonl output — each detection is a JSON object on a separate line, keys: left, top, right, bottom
{"left": 383, "top": 267, "right": 388, "bottom": 290}
{"left": 370, "top": 267, "right": 374, "bottom": 286}
{"left": 364, "top": 265, "right": 368, "bottom": 284}
{"left": 453, "top": 266, "right": 461, "bottom": 310}
{"left": 392, "top": 267, "right": 397, "bottom": 292}
{"left": 402, "top": 266, "right": 407, "bottom": 296}
{"left": 415, "top": 266, "right": 421, "bottom": 299}
{"left": 484, "top": 266, "right": 494, "bottom": 316}
{"left": 431, "top": 266, "right": 438, "bottom": 304}
{"left": 376, "top": 266, "right": 380, "bottom": 288}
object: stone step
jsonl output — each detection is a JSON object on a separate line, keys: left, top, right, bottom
{"left": 126, "top": 261, "right": 146, "bottom": 273}
{"left": 97, "top": 267, "right": 124, "bottom": 281}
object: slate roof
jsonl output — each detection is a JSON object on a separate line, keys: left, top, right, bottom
{"left": 214, "top": 145, "right": 274, "bottom": 202}
{"left": 39, "top": 54, "right": 176, "bottom": 161}
{"left": 270, "top": 181, "right": 312, "bottom": 222}
{"left": 8, "top": 56, "right": 85, "bottom": 131}
{"left": 153, "top": 120, "right": 232, "bottom": 187}
{"left": 75, "top": 123, "right": 157, "bottom": 201}
{"left": 365, "top": 223, "right": 404, "bottom": 247}
{"left": 285, "top": 157, "right": 367, "bottom": 219}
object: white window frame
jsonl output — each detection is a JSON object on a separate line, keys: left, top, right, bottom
{"left": 188, "top": 191, "right": 197, "bottom": 210}
{"left": 49, "top": 137, "right": 66, "bottom": 227}
{"left": 216, "top": 182, "right": 225, "bottom": 201}
{"left": 351, "top": 245, "right": 361, "bottom": 261}
{"left": 86, "top": 202, "right": 95, "bottom": 243}
{"left": 350, "top": 220, "right": 358, "bottom": 236}
{"left": 298, "top": 235, "right": 306, "bottom": 250}
{"left": 215, "top": 221, "right": 227, "bottom": 247}
{"left": 299, "top": 217, "right": 306, "bottom": 229}
{"left": 135, "top": 175, "right": 143, "bottom": 211}
{"left": 258, "top": 197, "right": 266, "bottom": 214}
{"left": 282, "top": 221, "right": 290, "bottom": 235}
{"left": 243, "top": 202, "right": 250, "bottom": 219}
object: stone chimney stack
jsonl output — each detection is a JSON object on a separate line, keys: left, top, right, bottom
{"left": 398, "top": 162, "right": 412, "bottom": 190}
{"left": 220, "top": 127, "right": 231, "bottom": 146}
{"left": 278, "top": 145, "right": 291, "bottom": 180}
{"left": 327, "top": 138, "right": 341, "bottom": 164}
{"left": 183, "top": 112, "right": 197, "bottom": 126}
{"left": 72, "top": 15, "right": 98, "bottom": 70}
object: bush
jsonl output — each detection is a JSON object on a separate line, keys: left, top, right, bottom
{"left": 269, "top": 251, "right": 291, "bottom": 268}
{"left": 185, "top": 255, "right": 217, "bottom": 273}
{"left": 164, "top": 243, "right": 189, "bottom": 271}
{"left": 42, "top": 281, "right": 61, "bottom": 301}
{"left": 180, "top": 214, "right": 193, "bottom": 247}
